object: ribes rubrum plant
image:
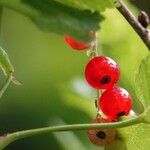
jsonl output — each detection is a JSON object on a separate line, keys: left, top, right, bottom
{"left": 0, "top": 0, "right": 149, "bottom": 150}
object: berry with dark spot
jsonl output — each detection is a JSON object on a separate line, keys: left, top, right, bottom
{"left": 98, "top": 86, "right": 132, "bottom": 121}
{"left": 87, "top": 118, "right": 116, "bottom": 146}
{"left": 85, "top": 56, "right": 120, "bottom": 89}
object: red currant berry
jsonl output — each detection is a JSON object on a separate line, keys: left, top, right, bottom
{"left": 85, "top": 56, "right": 120, "bottom": 89}
{"left": 87, "top": 118, "right": 116, "bottom": 146}
{"left": 64, "top": 35, "right": 91, "bottom": 50}
{"left": 98, "top": 87, "right": 132, "bottom": 121}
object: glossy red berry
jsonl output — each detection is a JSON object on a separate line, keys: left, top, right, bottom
{"left": 64, "top": 35, "right": 91, "bottom": 50}
{"left": 85, "top": 56, "right": 120, "bottom": 90}
{"left": 98, "top": 87, "right": 132, "bottom": 121}
{"left": 87, "top": 118, "right": 116, "bottom": 146}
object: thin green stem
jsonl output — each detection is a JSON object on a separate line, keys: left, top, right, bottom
{"left": 0, "top": 114, "right": 142, "bottom": 149}
{"left": 95, "top": 32, "right": 99, "bottom": 56}
{"left": 0, "top": 75, "right": 12, "bottom": 99}
{"left": 95, "top": 32, "right": 100, "bottom": 111}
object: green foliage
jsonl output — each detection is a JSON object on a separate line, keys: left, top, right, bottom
{"left": 135, "top": 55, "right": 150, "bottom": 123}
{"left": 0, "top": 0, "right": 105, "bottom": 41}
{"left": 100, "top": 9, "right": 148, "bottom": 113}
{"left": 21, "top": 0, "right": 115, "bottom": 40}
{"left": 55, "top": 0, "right": 114, "bottom": 12}
{"left": 106, "top": 54, "right": 150, "bottom": 150}
{"left": 0, "top": 47, "right": 14, "bottom": 76}
{"left": 118, "top": 123, "right": 150, "bottom": 150}
{"left": 105, "top": 139, "right": 127, "bottom": 150}
{"left": 135, "top": 55, "right": 150, "bottom": 108}
{"left": 0, "top": 0, "right": 150, "bottom": 150}
{"left": 22, "top": 0, "right": 103, "bottom": 41}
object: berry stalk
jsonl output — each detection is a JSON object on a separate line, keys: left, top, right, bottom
{"left": 0, "top": 75, "right": 12, "bottom": 99}
{"left": 88, "top": 32, "right": 101, "bottom": 112}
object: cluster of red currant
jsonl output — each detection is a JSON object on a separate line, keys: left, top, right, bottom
{"left": 64, "top": 34, "right": 132, "bottom": 146}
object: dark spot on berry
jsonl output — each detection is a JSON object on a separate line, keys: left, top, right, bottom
{"left": 96, "top": 131, "right": 106, "bottom": 139}
{"left": 100, "top": 75, "right": 111, "bottom": 84}
{"left": 118, "top": 112, "right": 125, "bottom": 116}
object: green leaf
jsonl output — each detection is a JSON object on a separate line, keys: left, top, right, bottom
{"left": 19, "top": 0, "right": 103, "bottom": 41}
{"left": 105, "top": 139, "right": 127, "bottom": 150}
{"left": 117, "top": 123, "right": 150, "bottom": 150}
{"left": 0, "top": 0, "right": 107, "bottom": 41}
{"left": 55, "top": 0, "right": 114, "bottom": 12}
{"left": 0, "top": 0, "right": 105, "bottom": 41}
{"left": 106, "top": 119, "right": 150, "bottom": 150}
{"left": 0, "top": 46, "right": 14, "bottom": 76}
{"left": 135, "top": 54, "right": 150, "bottom": 108}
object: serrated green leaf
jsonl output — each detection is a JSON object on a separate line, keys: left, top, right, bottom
{"left": 106, "top": 121, "right": 150, "bottom": 150}
{"left": 117, "top": 123, "right": 150, "bottom": 150}
{"left": 19, "top": 0, "right": 103, "bottom": 41}
{"left": 0, "top": 0, "right": 105, "bottom": 41}
{"left": 55, "top": 0, "right": 114, "bottom": 12}
{"left": 143, "top": 107, "right": 150, "bottom": 123}
{"left": 105, "top": 139, "right": 127, "bottom": 150}
{"left": 135, "top": 55, "right": 150, "bottom": 108}
{"left": 0, "top": 47, "right": 14, "bottom": 76}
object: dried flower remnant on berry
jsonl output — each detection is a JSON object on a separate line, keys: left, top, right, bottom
{"left": 87, "top": 118, "right": 116, "bottom": 146}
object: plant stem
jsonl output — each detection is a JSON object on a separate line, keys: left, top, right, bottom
{"left": 12, "top": 115, "right": 143, "bottom": 136}
{"left": 116, "top": 0, "right": 150, "bottom": 50}
{"left": 95, "top": 32, "right": 100, "bottom": 110}
{"left": 0, "top": 75, "right": 12, "bottom": 99}
{"left": 0, "top": 114, "right": 143, "bottom": 150}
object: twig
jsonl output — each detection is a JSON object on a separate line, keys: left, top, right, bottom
{"left": 116, "top": 0, "right": 150, "bottom": 50}
{"left": 0, "top": 76, "right": 12, "bottom": 99}
{"left": 0, "top": 114, "right": 144, "bottom": 150}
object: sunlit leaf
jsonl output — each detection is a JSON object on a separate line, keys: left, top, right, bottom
{"left": 0, "top": 46, "right": 14, "bottom": 76}
{"left": 21, "top": 0, "right": 104, "bottom": 41}
{"left": 105, "top": 139, "right": 127, "bottom": 150}
{"left": 118, "top": 123, "right": 150, "bottom": 150}
{"left": 135, "top": 54, "right": 150, "bottom": 108}
{"left": 55, "top": 0, "right": 114, "bottom": 12}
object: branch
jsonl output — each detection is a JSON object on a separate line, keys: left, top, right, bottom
{"left": 0, "top": 115, "right": 144, "bottom": 150}
{"left": 0, "top": 76, "right": 12, "bottom": 99}
{"left": 116, "top": 0, "right": 150, "bottom": 50}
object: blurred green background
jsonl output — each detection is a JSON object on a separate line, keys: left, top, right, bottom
{"left": 0, "top": 2, "right": 149, "bottom": 150}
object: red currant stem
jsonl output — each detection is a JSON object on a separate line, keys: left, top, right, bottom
{"left": 0, "top": 75, "right": 12, "bottom": 99}
{"left": 95, "top": 32, "right": 99, "bottom": 56}
{"left": 95, "top": 33, "right": 102, "bottom": 112}
{"left": 91, "top": 32, "right": 100, "bottom": 110}
{"left": 116, "top": 0, "right": 150, "bottom": 50}
{"left": 0, "top": 114, "right": 145, "bottom": 150}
